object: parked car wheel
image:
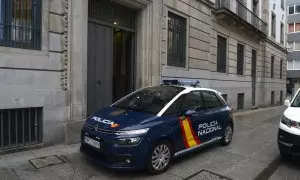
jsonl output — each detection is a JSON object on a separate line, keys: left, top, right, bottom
{"left": 147, "top": 140, "right": 172, "bottom": 174}
{"left": 220, "top": 123, "right": 233, "bottom": 146}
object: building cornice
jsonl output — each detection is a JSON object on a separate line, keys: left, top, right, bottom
{"left": 265, "top": 38, "right": 288, "bottom": 54}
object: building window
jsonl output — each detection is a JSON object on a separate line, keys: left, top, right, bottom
{"left": 289, "top": 23, "right": 300, "bottom": 33}
{"left": 271, "top": 56, "right": 274, "bottom": 78}
{"left": 294, "top": 60, "right": 300, "bottom": 69}
{"left": 280, "top": 59, "right": 283, "bottom": 79}
{"left": 288, "top": 60, "right": 300, "bottom": 70}
{"left": 296, "top": 23, "right": 300, "bottom": 31}
{"left": 237, "top": 93, "right": 244, "bottom": 110}
{"left": 289, "top": 6, "right": 294, "bottom": 14}
{"left": 271, "top": 13, "right": 276, "bottom": 37}
{"left": 217, "top": 35, "right": 227, "bottom": 73}
{"left": 289, "top": 24, "right": 294, "bottom": 32}
{"left": 280, "top": 23, "right": 284, "bottom": 44}
{"left": 0, "top": 0, "right": 41, "bottom": 50}
{"left": 289, "top": 5, "right": 300, "bottom": 14}
{"left": 295, "top": 42, "right": 300, "bottom": 51}
{"left": 296, "top": 5, "right": 300, "bottom": 13}
{"left": 287, "top": 60, "right": 293, "bottom": 70}
{"left": 237, "top": 43, "right": 244, "bottom": 75}
{"left": 271, "top": 91, "right": 275, "bottom": 105}
{"left": 252, "top": 0, "right": 258, "bottom": 15}
{"left": 280, "top": 91, "right": 283, "bottom": 104}
{"left": 251, "top": 49, "right": 257, "bottom": 77}
{"left": 288, "top": 42, "right": 294, "bottom": 51}
{"left": 167, "top": 12, "right": 187, "bottom": 68}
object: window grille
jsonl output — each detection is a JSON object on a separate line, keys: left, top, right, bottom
{"left": 0, "top": 107, "right": 43, "bottom": 150}
{"left": 0, "top": 0, "right": 41, "bottom": 50}
{"left": 167, "top": 12, "right": 187, "bottom": 68}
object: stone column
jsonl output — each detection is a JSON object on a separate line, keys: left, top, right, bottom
{"left": 135, "top": 0, "right": 162, "bottom": 88}
{"left": 66, "top": 0, "right": 88, "bottom": 144}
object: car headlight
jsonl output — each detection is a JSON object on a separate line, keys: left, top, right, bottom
{"left": 281, "top": 116, "right": 299, "bottom": 128}
{"left": 115, "top": 137, "right": 141, "bottom": 146}
{"left": 116, "top": 128, "right": 149, "bottom": 135}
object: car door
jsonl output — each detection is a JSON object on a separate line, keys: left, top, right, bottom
{"left": 179, "top": 91, "right": 207, "bottom": 148}
{"left": 200, "top": 91, "right": 227, "bottom": 140}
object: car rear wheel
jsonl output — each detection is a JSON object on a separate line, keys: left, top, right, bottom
{"left": 147, "top": 140, "right": 172, "bottom": 174}
{"left": 220, "top": 123, "right": 233, "bottom": 146}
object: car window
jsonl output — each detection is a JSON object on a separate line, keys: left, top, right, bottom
{"left": 113, "top": 86, "right": 184, "bottom": 114}
{"left": 182, "top": 91, "right": 205, "bottom": 111}
{"left": 202, "top": 91, "right": 223, "bottom": 109}
{"left": 291, "top": 91, "right": 300, "bottom": 107}
{"left": 164, "top": 96, "right": 185, "bottom": 115}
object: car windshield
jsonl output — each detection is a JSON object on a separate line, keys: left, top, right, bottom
{"left": 291, "top": 91, "right": 300, "bottom": 107}
{"left": 112, "top": 86, "right": 184, "bottom": 114}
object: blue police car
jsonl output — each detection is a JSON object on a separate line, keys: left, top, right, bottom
{"left": 80, "top": 80, "right": 234, "bottom": 174}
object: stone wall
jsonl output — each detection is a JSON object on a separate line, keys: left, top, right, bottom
{"left": 0, "top": 0, "right": 69, "bottom": 146}
{"left": 161, "top": 0, "right": 287, "bottom": 110}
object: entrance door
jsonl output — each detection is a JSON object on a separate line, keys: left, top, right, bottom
{"left": 251, "top": 49, "right": 257, "bottom": 107}
{"left": 113, "top": 29, "right": 134, "bottom": 102}
{"left": 87, "top": 23, "right": 113, "bottom": 115}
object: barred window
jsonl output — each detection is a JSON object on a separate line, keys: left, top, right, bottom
{"left": 0, "top": 0, "right": 41, "bottom": 50}
{"left": 167, "top": 12, "right": 187, "bottom": 68}
{"left": 237, "top": 43, "right": 244, "bottom": 75}
{"left": 271, "top": 56, "right": 274, "bottom": 78}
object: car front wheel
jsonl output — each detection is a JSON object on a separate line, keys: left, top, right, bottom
{"left": 220, "top": 123, "right": 233, "bottom": 146}
{"left": 147, "top": 140, "right": 172, "bottom": 174}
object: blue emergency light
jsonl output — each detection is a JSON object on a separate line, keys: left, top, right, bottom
{"left": 162, "top": 79, "right": 200, "bottom": 87}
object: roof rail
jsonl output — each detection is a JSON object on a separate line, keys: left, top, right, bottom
{"left": 162, "top": 79, "right": 201, "bottom": 87}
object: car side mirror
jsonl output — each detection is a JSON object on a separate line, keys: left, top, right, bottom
{"left": 284, "top": 100, "right": 291, "bottom": 107}
{"left": 185, "top": 109, "right": 197, "bottom": 116}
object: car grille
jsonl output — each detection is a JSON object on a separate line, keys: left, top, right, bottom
{"left": 86, "top": 123, "right": 117, "bottom": 134}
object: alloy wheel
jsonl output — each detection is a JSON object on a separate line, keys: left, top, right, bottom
{"left": 224, "top": 126, "right": 233, "bottom": 143}
{"left": 151, "top": 144, "right": 171, "bottom": 171}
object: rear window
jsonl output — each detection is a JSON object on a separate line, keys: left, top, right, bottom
{"left": 202, "top": 91, "right": 224, "bottom": 108}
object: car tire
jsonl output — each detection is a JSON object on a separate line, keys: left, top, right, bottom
{"left": 147, "top": 140, "right": 172, "bottom": 175}
{"left": 280, "top": 150, "right": 291, "bottom": 160}
{"left": 220, "top": 123, "right": 233, "bottom": 146}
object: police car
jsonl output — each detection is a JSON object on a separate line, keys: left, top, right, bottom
{"left": 80, "top": 80, "right": 234, "bottom": 174}
{"left": 278, "top": 88, "right": 300, "bottom": 159}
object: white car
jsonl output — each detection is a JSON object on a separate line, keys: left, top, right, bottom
{"left": 278, "top": 89, "right": 300, "bottom": 159}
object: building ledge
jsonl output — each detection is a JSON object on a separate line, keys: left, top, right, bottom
{"left": 214, "top": 0, "right": 267, "bottom": 39}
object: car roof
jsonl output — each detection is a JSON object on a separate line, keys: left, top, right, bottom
{"left": 163, "top": 85, "right": 223, "bottom": 95}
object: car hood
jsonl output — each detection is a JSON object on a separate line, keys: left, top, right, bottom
{"left": 284, "top": 107, "right": 300, "bottom": 122}
{"left": 86, "top": 107, "right": 160, "bottom": 131}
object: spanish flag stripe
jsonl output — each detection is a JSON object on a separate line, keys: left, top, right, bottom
{"left": 182, "top": 119, "right": 198, "bottom": 147}
{"left": 178, "top": 118, "right": 189, "bottom": 148}
{"left": 186, "top": 117, "right": 201, "bottom": 144}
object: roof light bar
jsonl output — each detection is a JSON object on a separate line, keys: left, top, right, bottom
{"left": 162, "top": 79, "right": 200, "bottom": 87}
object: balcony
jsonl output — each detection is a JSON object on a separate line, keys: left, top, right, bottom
{"left": 215, "top": 0, "right": 267, "bottom": 38}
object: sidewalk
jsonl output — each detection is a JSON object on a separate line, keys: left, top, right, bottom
{"left": 0, "top": 106, "right": 285, "bottom": 180}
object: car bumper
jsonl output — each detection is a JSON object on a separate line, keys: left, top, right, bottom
{"left": 278, "top": 128, "right": 300, "bottom": 156}
{"left": 80, "top": 130, "right": 152, "bottom": 170}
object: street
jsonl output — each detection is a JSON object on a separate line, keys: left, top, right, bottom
{"left": 1, "top": 106, "right": 299, "bottom": 180}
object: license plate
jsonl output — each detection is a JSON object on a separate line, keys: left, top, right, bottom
{"left": 84, "top": 136, "right": 100, "bottom": 149}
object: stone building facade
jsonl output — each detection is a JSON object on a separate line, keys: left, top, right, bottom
{"left": 0, "top": 0, "right": 287, "bottom": 152}
{"left": 286, "top": 0, "right": 300, "bottom": 96}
